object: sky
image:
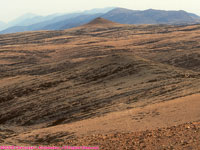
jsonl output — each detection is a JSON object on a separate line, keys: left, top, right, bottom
{"left": 1, "top": 0, "right": 200, "bottom": 22}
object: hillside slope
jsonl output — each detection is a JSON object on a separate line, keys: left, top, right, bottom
{"left": 0, "top": 21, "right": 200, "bottom": 148}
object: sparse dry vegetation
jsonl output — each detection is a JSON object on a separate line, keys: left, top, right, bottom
{"left": 0, "top": 19, "right": 200, "bottom": 149}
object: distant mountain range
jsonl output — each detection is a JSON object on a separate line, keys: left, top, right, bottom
{"left": 102, "top": 8, "right": 200, "bottom": 25}
{"left": 0, "top": 7, "right": 114, "bottom": 33}
{"left": 1, "top": 7, "right": 200, "bottom": 34}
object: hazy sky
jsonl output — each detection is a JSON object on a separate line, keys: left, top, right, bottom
{"left": 1, "top": 0, "right": 200, "bottom": 22}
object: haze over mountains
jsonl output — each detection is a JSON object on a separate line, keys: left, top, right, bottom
{"left": 0, "top": 21, "right": 5, "bottom": 29}
{"left": 1, "top": 7, "right": 200, "bottom": 34}
{"left": 0, "top": 7, "right": 114, "bottom": 33}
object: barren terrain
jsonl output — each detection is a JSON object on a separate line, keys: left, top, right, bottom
{"left": 0, "top": 18, "right": 200, "bottom": 149}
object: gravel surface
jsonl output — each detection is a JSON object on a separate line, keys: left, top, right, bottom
{"left": 56, "top": 121, "right": 200, "bottom": 150}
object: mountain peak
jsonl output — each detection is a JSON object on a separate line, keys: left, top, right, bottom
{"left": 85, "top": 17, "right": 119, "bottom": 26}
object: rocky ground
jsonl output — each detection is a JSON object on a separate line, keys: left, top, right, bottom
{"left": 0, "top": 18, "right": 200, "bottom": 149}
{"left": 60, "top": 121, "right": 200, "bottom": 150}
